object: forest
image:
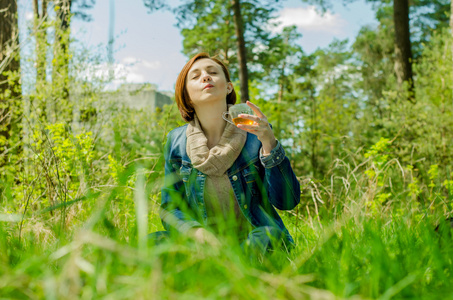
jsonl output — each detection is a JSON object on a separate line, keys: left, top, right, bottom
{"left": 1, "top": 0, "right": 453, "bottom": 298}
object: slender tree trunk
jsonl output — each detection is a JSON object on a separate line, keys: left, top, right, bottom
{"left": 53, "top": 0, "right": 72, "bottom": 123}
{"left": 34, "top": 0, "right": 48, "bottom": 82}
{"left": 276, "top": 60, "right": 286, "bottom": 139}
{"left": 393, "top": 0, "right": 415, "bottom": 101}
{"left": 310, "top": 92, "right": 317, "bottom": 178}
{"left": 451, "top": 0, "right": 453, "bottom": 42}
{"left": 450, "top": 0, "right": 453, "bottom": 38}
{"left": 33, "top": 0, "right": 48, "bottom": 122}
{"left": 0, "top": 0, "right": 22, "bottom": 168}
{"left": 232, "top": 0, "right": 249, "bottom": 103}
{"left": 277, "top": 62, "right": 286, "bottom": 104}
{"left": 223, "top": 7, "right": 232, "bottom": 64}
{"left": 450, "top": 0, "right": 453, "bottom": 109}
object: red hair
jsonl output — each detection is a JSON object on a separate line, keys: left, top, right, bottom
{"left": 175, "top": 52, "right": 237, "bottom": 122}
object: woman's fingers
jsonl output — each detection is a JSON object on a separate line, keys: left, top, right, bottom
{"left": 246, "top": 100, "right": 265, "bottom": 119}
{"left": 238, "top": 113, "right": 262, "bottom": 124}
{"left": 239, "top": 101, "right": 268, "bottom": 125}
{"left": 237, "top": 101, "right": 277, "bottom": 149}
{"left": 237, "top": 102, "right": 269, "bottom": 133}
{"left": 237, "top": 124, "right": 258, "bottom": 132}
{"left": 237, "top": 121, "right": 269, "bottom": 133}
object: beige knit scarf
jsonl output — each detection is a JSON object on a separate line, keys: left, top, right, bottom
{"left": 186, "top": 114, "right": 246, "bottom": 176}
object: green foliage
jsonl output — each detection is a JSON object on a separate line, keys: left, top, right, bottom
{"left": 46, "top": 123, "right": 94, "bottom": 175}
{"left": 443, "top": 177, "right": 453, "bottom": 196}
{"left": 296, "top": 217, "right": 453, "bottom": 298}
{"left": 364, "top": 137, "right": 391, "bottom": 181}
{"left": 1, "top": 0, "right": 453, "bottom": 298}
{"left": 0, "top": 70, "right": 23, "bottom": 204}
{"left": 176, "top": 0, "right": 282, "bottom": 82}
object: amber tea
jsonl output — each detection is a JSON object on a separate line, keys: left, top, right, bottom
{"left": 232, "top": 117, "right": 254, "bottom": 126}
{"left": 222, "top": 103, "right": 255, "bottom": 126}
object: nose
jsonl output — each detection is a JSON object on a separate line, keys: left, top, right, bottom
{"left": 201, "top": 72, "right": 211, "bottom": 82}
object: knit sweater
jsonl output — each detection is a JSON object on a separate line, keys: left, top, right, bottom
{"left": 186, "top": 115, "right": 251, "bottom": 237}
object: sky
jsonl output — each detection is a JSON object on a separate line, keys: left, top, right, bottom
{"left": 19, "top": 0, "right": 377, "bottom": 92}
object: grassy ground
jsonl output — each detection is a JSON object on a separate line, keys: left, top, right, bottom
{"left": 1, "top": 187, "right": 452, "bottom": 299}
{"left": 1, "top": 107, "right": 452, "bottom": 299}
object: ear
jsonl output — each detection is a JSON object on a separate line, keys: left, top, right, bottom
{"left": 227, "top": 82, "right": 234, "bottom": 94}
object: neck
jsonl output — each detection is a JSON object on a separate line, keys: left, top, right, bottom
{"left": 194, "top": 102, "right": 227, "bottom": 149}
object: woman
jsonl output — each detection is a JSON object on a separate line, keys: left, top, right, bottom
{"left": 152, "top": 52, "right": 300, "bottom": 257}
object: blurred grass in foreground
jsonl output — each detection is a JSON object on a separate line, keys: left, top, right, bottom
{"left": 1, "top": 177, "right": 452, "bottom": 299}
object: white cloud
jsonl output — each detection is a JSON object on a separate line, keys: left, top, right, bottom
{"left": 77, "top": 62, "right": 145, "bottom": 87}
{"left": 78, "top": 57, "right": 160, "bottom": 88}
{"left": 76, "top": 55, "right": 178, "bottom": 91}
{"left": 125, "top": 71, "right": 145, "bottom": 83}
{"left": 273, "top": 6, "right": 347, "bottom": 34}
{"left": 121, "top": 57, "right": 161, "bottom": 70}
{"left": 142, "top": 60, "right": 161, "bottom": 70}
{"left": 122, "top": 56, "right": 137, "bottom": 64}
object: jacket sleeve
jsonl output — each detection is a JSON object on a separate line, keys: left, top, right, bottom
{"left": 160, "top": 132, "right": 202, "bottom": 233}
{"left": 259, "top": 141, "right": 300, "bottom": 210}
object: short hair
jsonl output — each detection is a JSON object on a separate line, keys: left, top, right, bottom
{"left": 175, "top": 52, "right": 237, "bottom": 122}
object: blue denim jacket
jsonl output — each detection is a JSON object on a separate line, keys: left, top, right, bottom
{"left": 160, "top": 124, "right": 301, "bottom": 243}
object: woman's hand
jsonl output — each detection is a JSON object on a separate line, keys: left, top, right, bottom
{"left": 237, "top": 101, "right": 277, "bottom": 156}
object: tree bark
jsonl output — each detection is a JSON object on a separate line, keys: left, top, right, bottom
{"left": 393, "top": 0, "right": 415, "bottom": 101}
{"left": 451, "top": 0, "right": 453, "bottom": 38}
{"left": 276, "top": 60, "right": 286, "bottom": 139}
{"left": 33, "top": 0, "right": 48, "bottom": 122}
{"left": 0, "top": 0, "right": 22, "bottom": 167}
{"left": 55, "top": 0, "right": 72, "bottom": 42}
{"left": 310, "top": 91, "right": 318, "bottom": 178}
{"left": 53, "top": 0, "right": 72, "bottom": 123}
{"left": 232, "top": 0, "right": 249, "bottom": 103}
{"left": 223, "top": 7, "right": 232, "bottom": 64}
{"left": 450, "top": 0, "right": 453, "bottom": 87}
{"left": 34, "top": 0, "right": 48, "bottom": 82}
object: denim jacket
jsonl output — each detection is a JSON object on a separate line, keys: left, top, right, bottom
{"left": 160, "top": 124, "right": 301, "bottom": 243}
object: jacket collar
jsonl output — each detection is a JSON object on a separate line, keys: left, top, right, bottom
{"left": 175, "top": 124, "right": 261, "bottom": 173}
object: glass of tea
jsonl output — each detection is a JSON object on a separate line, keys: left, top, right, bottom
{"left": 222, "top": 103, "right": 255, "bottom": 126}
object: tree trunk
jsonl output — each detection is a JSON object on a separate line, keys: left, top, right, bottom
{"left": 450, "top": 0, "right": 453, "bottom": 107}
{"left": 277, "top": 62, "right": 286, "bottom": 104}
{"left": 53, "top": 0, "right": 72, "bottom": 123}
{"left": 232, "top": 0, "right": 249, "bottom": 103}
{"left": 393, "top": 0, "right": 415, "bottom": 101}
{"left": 310, "top": 92, "right": 318, "bottom": 178}
{"left": 451, "top": 0, "right": 453, "bottom": 40}
{"left": 0, "top": 0, "right": 22, "bottom": 168}
{"left": 223, "top": 7, "right": 232, "bottom": 64}
{"left": 276, "top": 60, "right": 286, "bottom": 139}
{"left": 34, "top": 0, "right": 48, "bottom": 82}
{"left": 33, "top": 0, "right": 48, "bottom": 122}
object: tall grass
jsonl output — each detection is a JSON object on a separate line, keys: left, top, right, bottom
{"left": 1, "top": 104, "right": 452, "bottom": 299}
{"left": 1, "top": 189, "right": 452, "bottom": 299}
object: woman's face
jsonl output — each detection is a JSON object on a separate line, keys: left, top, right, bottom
{"left": 185, "top": 58, "right": 233, "bottom": 108}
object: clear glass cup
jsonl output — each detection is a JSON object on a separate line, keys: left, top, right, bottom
{"left": 222, "top": 103, "right": 255, "bottom": 126}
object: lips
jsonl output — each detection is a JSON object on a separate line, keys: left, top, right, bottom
{"left": 203, "top": 84, "right": 214, "bottom": 90}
